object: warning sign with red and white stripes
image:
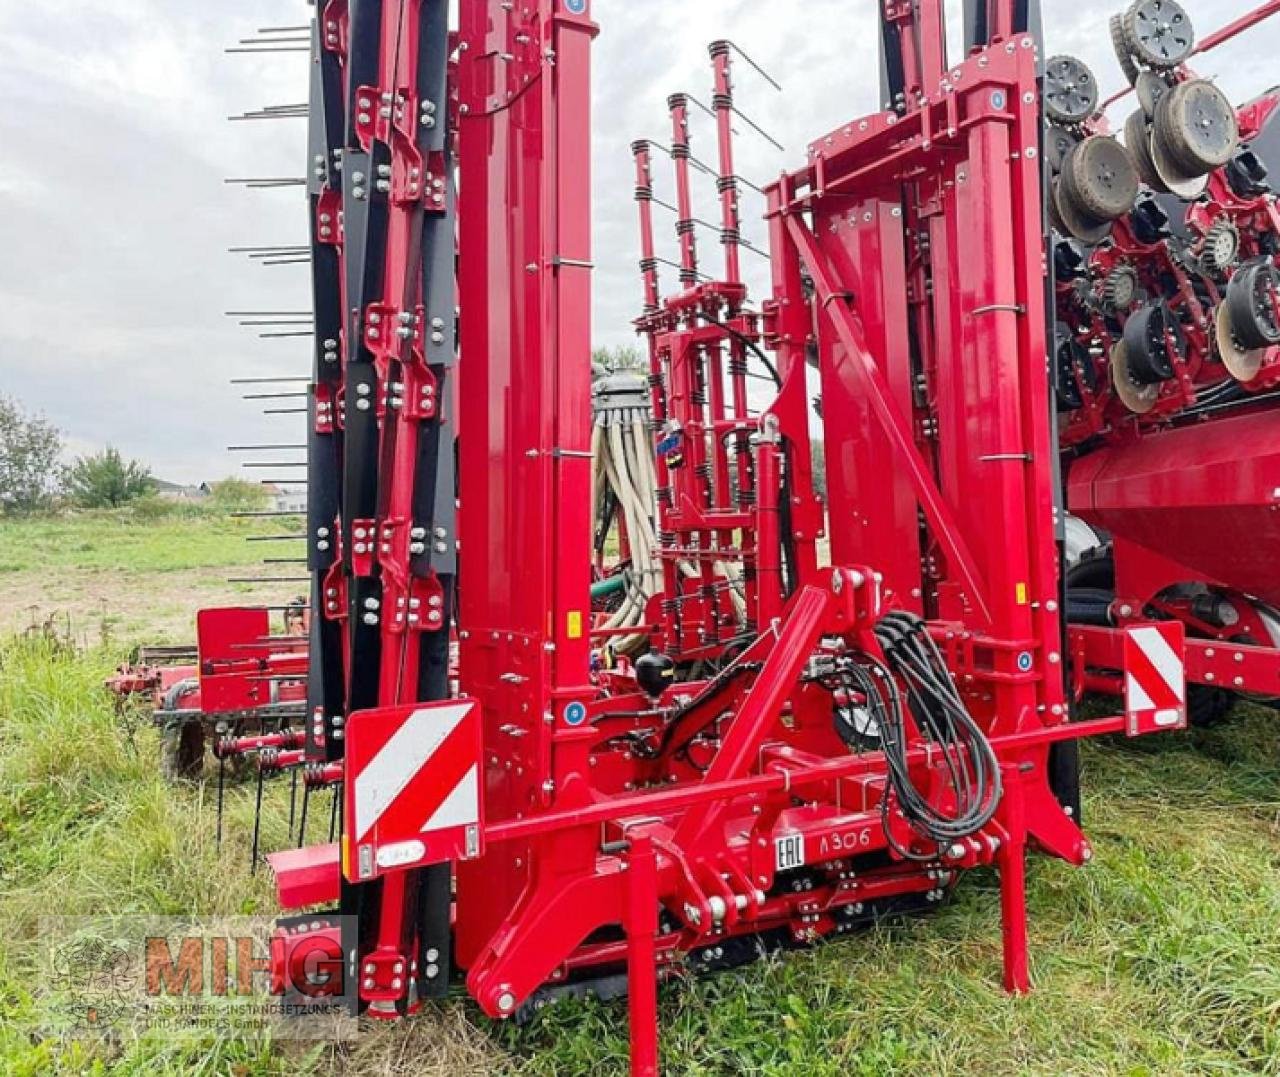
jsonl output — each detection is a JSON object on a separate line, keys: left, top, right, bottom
{"left": 343, "top": 699, "right": 484, "bottom": 882}
{"left": 1123, "top": 622, "right": 1187, "bottom": 737}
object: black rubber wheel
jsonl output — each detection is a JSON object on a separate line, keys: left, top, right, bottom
{"left": 1067, "top": 544, "right": 1116, "bottom": 593}
{"left": 1048, "top": 740, "right": 1083, "bottom": 824}
{"left": 1061, "top": 136, "right": 1140, "bottom": 222}
{"left": 1052, "top": 176, "right": 1110, "bottom": 244}
{"left": 1124, "top": 0, "right": 1195, "bottom": 69}
{"left": 1153, "top": 79, "right": 1240, "bottom": 177}
{"left": 1123, "top": 301, "right": 1183, "bottom": 384}
{"left": 1045, "top": 126, "right": 1081, "bottom": 175}
{"left": 1044, "top": 55, "right": 1099, "bottom": 126}
{"left": 1187, "top": 685, "right": 1236, "bottom": 728}
{"left": 162, "top": 719, "right": 207, "bottom": 780}
{"left": 1135, "top": 72, "right": 1170, "bottom": 120}
{"left": 1111, "top": 13, "right": 1140, "bottom": 86}
{"left": 1225, "top": 259, "right": 1280, "bottom": 350}
{"left": 1124, "top": 109, "right": 1170, "bottom": 192}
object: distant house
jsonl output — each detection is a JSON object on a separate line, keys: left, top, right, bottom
{"left": 261, "top": 483, "right": 307, "bottom": 514}
{"left": 154, "top": 480, "right": 212, "bottom": 503}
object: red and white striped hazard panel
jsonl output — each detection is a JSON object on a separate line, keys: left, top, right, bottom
{"left": 1123, "top": 622, "right": 1187, "bottom": 737}
{"left": 343, "top": 699, "right": 484, "bottom": 882}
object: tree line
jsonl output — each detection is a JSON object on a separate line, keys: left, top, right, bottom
{"left": 0, "top": 394, "right": 265, "bottom": 514}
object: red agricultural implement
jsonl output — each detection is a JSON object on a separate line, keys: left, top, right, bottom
{"left": 155, "top": 0, "right": 1280, "bottom": 1072}
{"left": 1044, "top": 2, "right": 1280, "bottom": 727}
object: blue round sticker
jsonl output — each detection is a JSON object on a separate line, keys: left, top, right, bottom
{"left": 1016, "top": 651, "right": 1033, "bottom": 672}
{"left": 566, "top": 0, "right": 587, "bottom": 13}
{"left": 564, "top": 701, "right": 587, "bottom": 727}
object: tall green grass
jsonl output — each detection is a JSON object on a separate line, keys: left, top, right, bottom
{"left": 0, "top": 634, "right": 1277, "bottom": 1074}
{"left": 0, "top": 508, "right": 300, "bottom": 576}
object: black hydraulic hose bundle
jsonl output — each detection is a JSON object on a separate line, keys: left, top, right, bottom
{"left": 868, "top": 612, "right": 1003, "bottom": 859}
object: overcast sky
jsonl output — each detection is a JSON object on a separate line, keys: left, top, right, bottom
{"left": 0, "top": 1, "right": 1274, "bottom": 483}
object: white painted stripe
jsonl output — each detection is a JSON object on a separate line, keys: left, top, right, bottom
{"left": 1130, "top": 626, "right": 1185, "bottom": 702}
{"left": 354, "top": 703, "right": 470, "bottom": 842}
{"left": 1126, "top": 672, "right": 1155, "bottom": 714}
{"left": 420, "top": 764, "right": 479, "bottom": 833}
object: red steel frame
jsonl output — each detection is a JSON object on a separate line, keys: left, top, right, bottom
{"left": 235, "top": 2, "right": 1199, "bottom": 1073}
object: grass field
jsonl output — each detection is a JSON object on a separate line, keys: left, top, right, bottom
{"left": 1, "top": 510, "right": 1278, "bottom": 1075}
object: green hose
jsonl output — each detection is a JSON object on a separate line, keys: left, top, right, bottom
{"left": 591, "top": 574, "right": 627, "bottom": 600}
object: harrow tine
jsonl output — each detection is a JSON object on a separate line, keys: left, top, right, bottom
{"left": 216, "top": 752, "right": 226, "bottom": 849}
{"left": 712, "top": 39, "right": 784, "bottom": 92}
{"left": 328, "top": 787, "right": 339, "bottom": 843}
{"left": 250, "top": 762, "right": 266, "bottom": 875}
{"left": 728, "top": 102, "right": 784, "bottom": 151}
{"left": 296, "top": 785, "right": 311, "bottom": 848}
{"left": 228, "top": 441, "right": 309, "bottom": 448}
{"left": 288, "top": 769, "right": 299, "bottom": 842}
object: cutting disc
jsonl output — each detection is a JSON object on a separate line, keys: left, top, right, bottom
{"left": 1111, "top": 340, "right": 1161, "bottom": 413}
{"left": 1215, "top": 300, "right": 1266, "bottom": 382}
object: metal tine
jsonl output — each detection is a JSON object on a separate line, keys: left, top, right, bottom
{"left": 654, "top": 256, "right": 713, "bottom": 283}
{"left": 241, "top": 461, "right": 308, "bottom": 468}
{"left": 288, "top": 770, "right": 299, "bottom": 843}
{"left": 264, "top": 408, "right": 308, "bottom": 415}
{"left": 729, "top": 101, "right": 785, "bottom": 152}
{"left": 225, "top": 177, "right": 308, "bottom": 187}
{"left": 256, "top": 25, "right": 311, "bottom": 33}
{"left": 650, "top": 194, "right": 768, "bottom": 258}
{"left": 226, "top": 311, "right": 312, "bottom": 317}
{"left": 232, "top": 510, "right": 310, "bottom": 518}
{"left": 229, "top": 379, "right": 312, "bottom": 387}
{"left": 261, "top": 559, "right": 309, "bottom": 565}
{"left": 236, "top": 319, "right": 313, "bottom": 326}
{"left": 328, "top": 788, "right": 339, "bottom": 843}
{"left": 730, "top": 172, "right": 766, "bottom": 196}
{"left": 675, "top": 91, "right": 719, "bottom": 121}
{"left": 216, "top": 752, "right": 227, "bottom": 849}
{"left": 228, "top": 442, "right": 308, "bottom": 449}
{"left": 259, "top": 331, "right": 315, "bottom": 339}
{"left": 227, "top": 576, "right": 312, "bottom": 584}
{"left": 715, "top": 39, "right": 783, "bottom": 92}
{"left": 243, "top": 392, "right": 310, "bottom": 401}
{"left": 230, "top": 107, "right": 309, "bottom": 121}
{"left": 237, "top": 36, "right": 309, "bottom": 46}
{"left": 250, "top": 763, "right": 266, "bottom": 875}
{"left": 296, "top": 785, "right": 312, "bottom": 848}
{"left": 261, "top": 258, "right": 312, "bottom": 267}
{"left": 228, "top": 246, "right": 309, "bottom": 254}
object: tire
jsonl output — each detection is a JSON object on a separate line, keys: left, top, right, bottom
{"left": 1153, "top": 79, "right": 1240, "bottom": 177}
{"left": 1226, "top": 259, "right": 1280, "bottom": 350}
{"left": 1124, "top": 110, "right": 1170, "bottom": 192}
{"left": 161, "top": 719, "right": 206, "bottom": 780}
{"left": 1061, "top": 136, "right": 1140, "bottom": 222}
{"left": 1123, "top": 0, "right": 1195, "bottom": 70}
{"left": 1187, "top": 685, "right": 1235, "bottom": 729}
{"left": 1111, "top": 14, "right": 1140, "bottom": 87}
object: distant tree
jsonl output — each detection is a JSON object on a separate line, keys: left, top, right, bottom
{"left": 0, "top": 395, "right": 62, "bottom": 513}
{"left": 62, "top": 447, "right": 154, "bottom": 508}
{"left": 593, "top": 346, "right": 646, "bottom": 375}
{"left": 207, "top": 477, "right": 270, "bottom": 514}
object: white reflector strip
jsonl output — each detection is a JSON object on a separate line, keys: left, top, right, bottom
{"left": 420, "top": 764, "right": 479, "bottom": 833}
{"left": 354, "top": 703, "right": 470, "bottom": 841}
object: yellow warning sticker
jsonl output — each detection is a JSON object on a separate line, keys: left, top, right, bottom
{"left": 567, "top": 610, "right": 584, "bottom": 639}
{"left": 1015, "top": 582, "right": 1029, "bottom": 606}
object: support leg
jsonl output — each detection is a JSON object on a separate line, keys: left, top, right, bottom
{"left": 626, "top": 835, "right": 660, "bottom": 1077}
{"left": 998, "top": 762, "right": 1031, "bottom": 994}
